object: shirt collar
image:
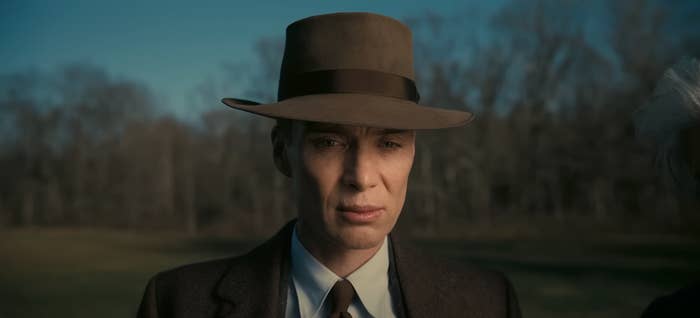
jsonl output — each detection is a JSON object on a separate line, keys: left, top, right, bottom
{"left": 345, "top": 235, "right": 390, "bottom": 317}
{"left": 290, "top": 226, "right": 340, "bottom": 317}
{"left": 290, "top": 225, "right": 390, "bottom": 318}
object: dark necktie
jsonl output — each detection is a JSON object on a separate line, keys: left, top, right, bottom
{"left": 329, "top": 279, "right": 356, "bottom": 318}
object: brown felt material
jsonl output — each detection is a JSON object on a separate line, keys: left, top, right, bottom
{"left": 221, "top": 12, "right": 473, "bottom": 130}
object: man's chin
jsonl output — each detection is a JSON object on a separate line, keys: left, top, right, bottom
{"left": 334, "top": 226, "right": 386, "bottom": 250}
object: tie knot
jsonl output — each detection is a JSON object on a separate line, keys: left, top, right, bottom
{"left": 329, "top": 279, "right": 356, "bottom": 317}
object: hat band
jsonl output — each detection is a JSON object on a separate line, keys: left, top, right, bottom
{"left": 277, "top": 69, "right": 420, "bottom": 102}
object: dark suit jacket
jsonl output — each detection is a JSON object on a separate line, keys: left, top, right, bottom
{"left": 137, "top": 220, "right": 521, "bottom": 318}
{"left": 640, "top": 282, "right": 700, "bottom": 317}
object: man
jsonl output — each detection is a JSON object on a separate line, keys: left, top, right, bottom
{"left": 634, "top": 57, "right": 699, "bottom": 317}
{"left": 137, "top": 12, "right": 521, "bottom": 318}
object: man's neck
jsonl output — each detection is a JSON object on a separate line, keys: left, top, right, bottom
{"left": 296, "top": 224, "right": 383, "bottom": 278}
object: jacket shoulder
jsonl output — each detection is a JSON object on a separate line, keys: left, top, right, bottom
{"left": 393, "top": 241, "right": 522, "bottom": 318}
{"left": 400, "top": 243, "right": 511, "bottom": 290}
{"left": 137, "top": 221, "right": 297, "bottom": 318}
{"left": 137, "top": 256, "right": 240, "bottom": 318}
{"left": 438, "top": 251, "right": 509, "bottom": 288}
{"left": 641, "top": 283, "right": 700, "bottom": 317}
{"left": 154, "top": 256, "right": 235, "bottom": 289}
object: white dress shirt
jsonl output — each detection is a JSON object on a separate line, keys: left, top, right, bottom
{"left": 284, "top": 226, "right": 397, "bottom": 318}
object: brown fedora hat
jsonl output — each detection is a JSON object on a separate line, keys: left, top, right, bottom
{"left": 221, "top": 12, "right": 473, "bottom": 130}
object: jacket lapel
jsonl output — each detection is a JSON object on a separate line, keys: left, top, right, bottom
{"left": 214, "top": 220, "right": 295, "bottom": 318}
{"left": 389, "top": 232, "right": 454, "bottom": 318}
{"left": 387, "top": 234, "right": 408, "bottom": 318}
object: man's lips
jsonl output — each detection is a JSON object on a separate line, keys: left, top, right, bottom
{"left": 337, "top": 205, "right": 384, "bottom": 223}
{"left": 337, "top": 205, "right": 384, "bottom": 213}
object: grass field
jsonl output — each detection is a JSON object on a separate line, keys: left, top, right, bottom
{"left": 1, "top": 227, "right": 698, "bottom": 318}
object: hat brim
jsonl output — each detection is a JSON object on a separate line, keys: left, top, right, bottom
{"left": 221, "top": 93, "right": 473, "bottom": 130}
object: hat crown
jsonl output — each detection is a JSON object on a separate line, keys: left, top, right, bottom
{"left": 221, "top": 12, "right": 473, "bottom": 130}
{"left": 279, "top": 12, "right": 415, "bottom": 80}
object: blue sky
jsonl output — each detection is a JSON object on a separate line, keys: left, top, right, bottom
{"left": 1, "top": 0, "right": 506, "bottom": 119}
{"left": 4, "top": 0, "right": 697, "bottom": 121}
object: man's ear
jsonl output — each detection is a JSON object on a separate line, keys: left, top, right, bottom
{"left": 271, "top": 125, "right": 292, "bottom": 178}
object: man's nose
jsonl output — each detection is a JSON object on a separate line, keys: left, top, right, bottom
{"left": 342, "top": 145, "right": 378, "bottom": 191}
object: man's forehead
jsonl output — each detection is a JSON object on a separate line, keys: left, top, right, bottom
{"left": 298, "top": 121, "right": 411, "bottom": 135}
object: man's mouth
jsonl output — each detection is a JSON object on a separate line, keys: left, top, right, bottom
{"left": 338, "top": 204, "right": 383, "bottom": 213}
{"left": 337, "top": 205, "right": 384, "bottom": 223}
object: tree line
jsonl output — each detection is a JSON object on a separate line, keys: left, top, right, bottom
{"left": 1, "top": 0, "right": 698, "bottom": 236}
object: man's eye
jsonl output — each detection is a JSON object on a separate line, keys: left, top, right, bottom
{"left": 381, "top": 140, "right": 402, "bottom": 148}
{"left": 312, "top": 138, "right": 342, "bottom": 148}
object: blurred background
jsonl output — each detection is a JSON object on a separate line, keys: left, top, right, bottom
{"left": 1, "top": 0, "right": 699, "bottom": 317}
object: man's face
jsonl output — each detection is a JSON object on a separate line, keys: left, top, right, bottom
{"left": 282, "top": 121, "right": 416, "bottom": 250}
